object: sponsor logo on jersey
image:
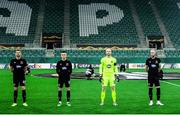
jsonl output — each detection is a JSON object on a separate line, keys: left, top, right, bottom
{"left": 151, "top": 64, "right": 157, "bottom": 68}
{"left": 16, "top": 65, "right": 22, "bottom": 68}
{"left": 107, "top": 64, "right": 111, "bottom": 68}
{"left": 62, "top": 66, "right": 67, "bottom": 70}
{"left": 156, "top": 60, "right": 158, "bottom": 64}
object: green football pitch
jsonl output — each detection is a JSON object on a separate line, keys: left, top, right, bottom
{"left": 0, "top": 69, "right": 180, "bottom": 114}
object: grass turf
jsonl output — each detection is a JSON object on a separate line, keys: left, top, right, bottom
{"left": 0, "top": 69, "right": 180, "bottom": 114}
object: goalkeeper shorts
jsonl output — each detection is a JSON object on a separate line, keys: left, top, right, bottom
{"left": 102, "top": 76, "right": 115, "bottom": 87}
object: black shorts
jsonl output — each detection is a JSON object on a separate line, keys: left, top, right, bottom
{"left": 58, "top": 77, "right": 70, "bottom": 88}
{"left": 148, "top": 76, "right": 160, "bottom": 87}
{"left": 13, "top": 74, "right": 25, "bottom": 87}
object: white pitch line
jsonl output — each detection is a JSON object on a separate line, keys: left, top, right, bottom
{"left": 161, "top": 81, "right": 180, "bottom": 87}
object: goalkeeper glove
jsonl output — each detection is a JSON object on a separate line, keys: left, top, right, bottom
{"left": 116, "top": 77, "right": 120, "bottom": 82}
{"left": 99, "top": 74, "right": 103, "bottom": 83}
{"left": 99, "top": 77, "right": 102, "bottom": 83}
{"left": 115, "top": 74, "right": 120, "bottom": 82}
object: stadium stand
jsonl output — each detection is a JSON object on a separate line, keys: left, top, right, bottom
{"left": 52, "top": 48, "right": 151, "bottom": 64}
{"left": 0, "top": 48, "right": 46, "bottom": 63}
{"left": 54, "top": 49, "right": 149, "bottom": 58}
{"left": 154, "top": 0, "right": 180, "bottom": 48}
{"left": 164, "top": 49, "right": 180, "bottom": 58}
{"left": 0, "top": 48, "right": 45, "bottom": 57}
{"left": 0, "top": 0, "right": 40, "bottom": 44}
{"left": 70, "top": 0, "right": 140, "bottom": 46}
{"left": 42, "top": 0, "right": 64, "bottom": 33}
{"left": 135, "top": 0, "right": 162, "bottom": 37}
{"left": 0, "top": 0, "right": 180, "bottom": 64}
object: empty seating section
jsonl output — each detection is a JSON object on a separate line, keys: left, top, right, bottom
{"left": 154, "top": 0, "right": 180, "bottom": 48}
{"left": 43, "top": 0, "right": 64, "bottom": 33}
{"left": 70, "top": 0, "right": 140, "bottom": 46}
{"left": 0, "top": 0, "right": 40, "bottom": 44}
{"left": 0, "top": 0, "right": 179, "bottom": 50}
{"left": 0, "top": 49, "right": 180, "bottom": 63}
{"left": 0, "top": 49, "right": 14, "bottom": 57}
{"left": 164, "top": 50, "right": 180, "bottom": 57}
{"left": 135, "top": 0, "right": 162, "bottom": 37}
{"left": 0, "top": 49, "right": 46, "bottom": 58}
{"left": 54, "top": 49, "right": 149, "bottom": 58}
{"left": 0, "top": 48, "right": 46, "bottom": 63}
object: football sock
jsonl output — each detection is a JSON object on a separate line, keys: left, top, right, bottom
{"left": 156, "top": 88, "right": 160, "bottom": 100}
{"left": 14, "top": 90, "right": 18, "bottom": 103}
{"left": 101, "top": 91, "right": 105, "bottom": 103}
{"left": 22, "top": 90, "right": 26, "bottom": 103}
{"left": 67, "top": 91, "right": 70, "bottom": 102}
{"left": 112, "top": 90, "right": 116, "bottom": 103}
{"left": 58, "top": 91, "right": 62, "bottom": 102}
{"left": 149, "top": 88, "right": 153, "bottom": 100}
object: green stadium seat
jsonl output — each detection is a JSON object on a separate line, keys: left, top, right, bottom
{"left": 154, "top": 0, "right": 180, "bottom": 48}
{"left": 43, "top": 0, "right": 64, "bottom": 33}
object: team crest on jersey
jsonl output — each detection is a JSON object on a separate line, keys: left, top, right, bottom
{"left": 156, "top": 60, "right": 158, "bottom": 64}
{"left": 20, "top": 61, "right": 23, "bottom": 64}
{"left": 66, "top": 63, "right": 69, "bottom": 66}
{"left": 149, "top": 61, "right": 151, "bottom": 63}
{"left": 60, "top": 63, "right": 62, "bottom": 66}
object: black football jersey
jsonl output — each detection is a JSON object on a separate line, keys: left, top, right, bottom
{"left": 146, "top": 57, "right": 161, "bottom": 77}
{"left": 56, "top": 60, "right": 72, "bottom": 77}
{"left": 10, "top": 58, "right": 28, "bottom": 74}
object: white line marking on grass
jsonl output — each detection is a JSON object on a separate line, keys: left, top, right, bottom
{"left": 161, "top": 81, "right": 180, "bottom": 87}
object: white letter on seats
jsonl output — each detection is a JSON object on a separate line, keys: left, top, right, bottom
{"left": 79, "top": 3, "right": 124, "bottom": 37}
{"left": 177, "top": 3, "right": 180, "bottom": 9}
{"left": 0, "top": 0, "right": 32, "bottom": 36}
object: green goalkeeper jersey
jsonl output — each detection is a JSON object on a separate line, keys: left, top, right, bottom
{"left": 99, "top": 56, "right": 118, "bottom": 77}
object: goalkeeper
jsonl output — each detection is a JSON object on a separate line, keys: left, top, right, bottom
{"left": 99, "top": 48, "right": 119, "bottom": 106}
